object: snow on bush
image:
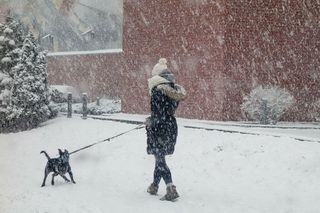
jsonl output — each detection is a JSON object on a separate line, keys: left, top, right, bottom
{"left": 4, "top": 27, "right": 13, "bottom": 34}
{"left": 241, "top": 85, "right": 295, "bottom": 124}
{"left": 0, "top": 17, "right": 53, "bottom": 132}
{"left": 49, "top": 87, "right": 67, "bottom": 103}
{"left": 50, "top": 85, "right": 82, "bottom": 103}
{"left": 1, "top": 56, "right": 11, "bottom": 63}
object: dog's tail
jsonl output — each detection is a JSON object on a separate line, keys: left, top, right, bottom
{"left": 40, "top": 151, "right": 50, "bottom": 160}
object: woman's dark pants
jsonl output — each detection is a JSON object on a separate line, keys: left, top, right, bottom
{"left": 153, "top": 154, "right": 172, "bottom": 186}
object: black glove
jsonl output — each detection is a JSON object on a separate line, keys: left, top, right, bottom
{"left": 145, "top": 116, "right": 153, "bottom": 129}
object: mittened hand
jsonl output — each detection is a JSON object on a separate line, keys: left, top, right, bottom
{"left": 145, "top": 116, "right": 153, "bottom": 128}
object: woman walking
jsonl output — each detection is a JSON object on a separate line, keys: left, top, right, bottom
{"left": 146, "top": 58, "right": 187, "bottom": 201}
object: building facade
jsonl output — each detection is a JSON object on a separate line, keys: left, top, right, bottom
{"left": 1, "top": 0, "right": 320, "bottom": 121}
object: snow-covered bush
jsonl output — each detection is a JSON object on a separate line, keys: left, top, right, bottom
{"left": 0, "top": 17, "right": 53, "bottom": 132}
{"left": 48, "top": 102, "right": 60, "bottom": 119}
{"left": 84, "top": 99, "right": 121, "bottom": 115}
{"left": 241, "top": 86, "right": 295, "bottom": 124}
{"left": 0, "top": 17, "right": 24, "bottom": 108}
{"left": 49, "top": 87, "right": 67, "bottom": 103}
{"left": 50, "top": 85, "right": 82, "bottom": 103}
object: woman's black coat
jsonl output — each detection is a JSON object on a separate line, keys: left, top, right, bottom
{"left": 146, "top": 83, "right": 179, "bottom": 156}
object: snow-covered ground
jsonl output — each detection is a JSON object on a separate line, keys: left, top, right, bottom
{"left": 1, "top": 114, "right": 320, "bottom": 213}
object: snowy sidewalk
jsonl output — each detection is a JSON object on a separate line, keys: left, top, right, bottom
{"left": 86, "top": 113, "right": 320, "bottom": 143}
{"left": 1, "top": 115, "right": 320, "bottom": 213}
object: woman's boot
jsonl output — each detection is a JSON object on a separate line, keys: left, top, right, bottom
{"left": 160, "top": 184, "right": 179, "bottom": 201}
{"left": 147, "top": 183, "right": 158, "bottom": 195}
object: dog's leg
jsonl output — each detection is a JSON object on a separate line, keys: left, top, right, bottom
{"left": 60, "top": 174, "right": 70, "bottom": 182}
{"left": 41, "top": 169, "right": 49, "bottom": 187}
{"left": 68, "top": 171, "right": 76, "bottom": 184}
{"left": 51, "top": 173, "right": 58, "bottom": 185}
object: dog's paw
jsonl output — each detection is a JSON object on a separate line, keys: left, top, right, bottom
{"left": 41, "top": 184, "right": 45, "bottom": 187}
{"left": 72, "top": 181, "right": 76, "bottom": 184}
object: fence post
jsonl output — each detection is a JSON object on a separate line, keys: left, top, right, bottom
{"left": 67, "top": 92, "right": 72, "bottom": 118}
{"left": 260, "top": 99, "right": 268, "bottom": 124}
{"left": 82, "top": 93, "right": 88, "bottom": 119}
{"left": 96, "top": 97, "right": 100, "bottom": 106}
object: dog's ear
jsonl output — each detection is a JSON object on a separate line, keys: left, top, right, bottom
{"left": 64, "top": 149, "right": 69, "bottom": 154}
{"left": 58, "top": 149, "right": 63, "bottom": 155}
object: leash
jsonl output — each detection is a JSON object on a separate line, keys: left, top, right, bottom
{"left": 69, "top": 124, "right": 145, "bottom": 155}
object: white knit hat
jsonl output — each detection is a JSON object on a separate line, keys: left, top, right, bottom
{"left": 151, "top": 58, "right": 168, "bottom": 76}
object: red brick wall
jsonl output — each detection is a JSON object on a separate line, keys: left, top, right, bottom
{"left": 121, "top": 0, "right": 227, "bottom": 120}
{"left": 47, "top": 53, "right": 124, "bottom": 100}
{"left": 119, "top": 0, "right": 320, "bottom": 121}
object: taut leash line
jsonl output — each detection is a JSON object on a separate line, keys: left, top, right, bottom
{"left": 69, "top": 124, "right": 145, "bottom": 155}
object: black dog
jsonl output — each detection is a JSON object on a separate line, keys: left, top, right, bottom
{"left": 40, "top": 149, "right": 76, "bottom": 187}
